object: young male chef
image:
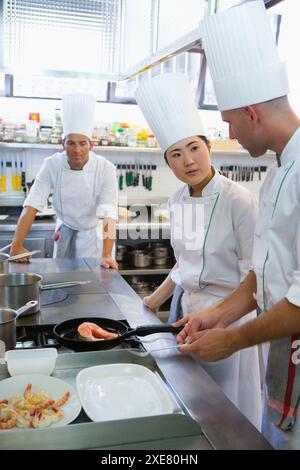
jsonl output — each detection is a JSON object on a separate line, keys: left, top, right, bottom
{"left": 176, "top": 0, "right": 300, "bottom": 448}
{"left": 10, "top": 93, "right": 118, "bottom": 268}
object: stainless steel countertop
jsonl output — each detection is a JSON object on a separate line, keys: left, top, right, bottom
{"left": 3, "top": 257, "right": 272, "bottom": 450}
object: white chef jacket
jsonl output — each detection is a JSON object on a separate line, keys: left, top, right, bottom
{"left": 168, "top": 170, "right": 262, "bottom": 430}
{"left": 24, "top": 151, "right": 118, "bottom": 258}
{"left": 252, "top": 126, "right": 300, "bottom": 312}
{"left": 169, "top": 170, "right": 258, "bottom": 294}
{"left": 252, "top": 126, "right": 300, "bottom": 445}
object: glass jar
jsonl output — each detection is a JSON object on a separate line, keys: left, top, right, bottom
{"left": 3, "top": 124, "right": 16, "bottom": 142}
{"left": 39, "top": 126, "right": 52, "bottom": 144}
{"left": 147, "top": 134, "right": 156, "bottom": 148}
{"left": 126, "top": 130, "right": 137, "bottom": 147}
{"left": 14, "top": 127, "right": 26, "bottom": 143}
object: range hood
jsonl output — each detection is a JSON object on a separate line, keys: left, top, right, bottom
{"left": 120, "top": 0, "right": 285, "bottom": 80}
{"left": 0, "top": 0, "right": 285, "bottom": 82}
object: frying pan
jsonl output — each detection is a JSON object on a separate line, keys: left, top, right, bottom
{"left": 53, "top": 317, "right": 183, "bottom": 352}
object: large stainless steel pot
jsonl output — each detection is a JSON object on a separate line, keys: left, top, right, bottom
{"left": 0, "top": 301, "right": 38, "bottom": 352}
{"left": 0, "top": 273, "right": 90, "bottom": 316}
{"left": 129, "top": 250, "right": 152, "bottom": 268}
{"left": 153, "top": 248, "right": 169, "bottom": 266}
{"left": 150, "top": 244, "right": 169, "bottom": 266}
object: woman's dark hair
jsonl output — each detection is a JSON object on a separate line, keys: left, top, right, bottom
{"left": 164, "top": 135, "right": 210, "bottom": 164}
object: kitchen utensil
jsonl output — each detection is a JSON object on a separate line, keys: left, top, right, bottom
{"left": 116, "top": 244, "right": 127, "bottom": 262}
{"left": 151, "top": 245, "right": 170, "bottom": 266}
{"left": 128, "top": 345, "right": 180, "bottom": 357}
{"left": 0, "top": 253, "right": 10, "bottom": 274}
{"left": 5, "top": 348, "right": 58, "bottom": 376}
{"left": 152, "top": 256, "right": 170, "bottom": 266}
{"left": 0, "top": 251, "right": 41, "bottom": 274}
{"left": 76, "top": 363, "right": 174, "bottom": 422}
{"left": 0, "top": 301, "right": 38, "bottom": 351}
{"left": 11, "top": 154, "right": 18, "bottom": 191}
{"left": 53, "top": 317, "right": 183, "bottom": 352}
{"left": 0, "top": 157, "right": 5, "bottom": 193}
{"left": 130, "top": 277, "right": 154, "bottom": 298}
{"left": 129, "top": 249, "right": 152, "bottom": 268}
{"left": 0, "top": 273, "right": 91, "bottom": 315}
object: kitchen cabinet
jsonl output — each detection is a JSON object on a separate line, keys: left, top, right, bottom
{"left": 0, "top": 216, "right": 55, "bottom": 258}
{"left": 0, "top": 236, "right": 54, "bottom": 258}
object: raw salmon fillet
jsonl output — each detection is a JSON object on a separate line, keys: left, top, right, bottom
{"left": 78, "top": 322, "right": 118, "bottom": 341}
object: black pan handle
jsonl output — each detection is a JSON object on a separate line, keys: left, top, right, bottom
{"left": 131, "top": 324, "right": 183, "bottom": 337}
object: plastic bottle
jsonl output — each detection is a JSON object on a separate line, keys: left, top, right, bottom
{"left": 54, "top": 108, "right": 62, "bottom": 128}
{"left": 26, "top": 113, "right": 40, "bottom": 143}
{"left": 147, "top": 134, "right": 156, "bottom": 148}
{"left": 116, "top": 128, "right": 127, "bottom": 146}
{"left": 126, "top": 128, "right": 137, "bottom": 147}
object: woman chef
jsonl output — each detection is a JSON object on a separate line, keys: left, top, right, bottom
{"left": 135, "top": 73, "right": 262, "bottom": 429}
{"left": 10, "top": 93, "right": 118, "bottom": 268}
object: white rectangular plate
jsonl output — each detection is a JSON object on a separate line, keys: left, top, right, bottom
{"left": 76, "top": 363, "right": 174, "bottom": 422}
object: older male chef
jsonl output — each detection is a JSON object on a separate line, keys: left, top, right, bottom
{"left": 10, "top": 93, "right": 118, "bottom": 268}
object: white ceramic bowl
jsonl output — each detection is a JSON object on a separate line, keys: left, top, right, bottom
{"left": 5, "top": 348, "right": 57, "bottom": 376}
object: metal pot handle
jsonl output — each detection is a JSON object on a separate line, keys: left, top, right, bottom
{"left": 41, "top": 281, "right": 91, "bottom": 291}
{"left": 16, "top": 300, "right": 39, "bottom": 318}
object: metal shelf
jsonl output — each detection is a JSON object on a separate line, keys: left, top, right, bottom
{"left": 119, "top": 268, "right": 172, "bottom": 276}
{"left": 0, "top": 142, "right": 276, "bottom": 158}
{"left": 0, "top": 142, "right": 161, "bottom": 153}
{"left": 119, "top": 262, "right": 175, "bottom": 276}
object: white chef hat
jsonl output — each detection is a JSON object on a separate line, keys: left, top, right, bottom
{"left": 200, "top": 0, "right": 289, "bottom": 111}
{"left": 135, "top": 73, "right": 205, "bottom": 153}
{"left": 62, "top": 93, "right": 96, "bottom": 139}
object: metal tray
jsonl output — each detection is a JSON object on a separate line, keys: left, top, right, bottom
{"left": 0, "top": 349, "right": 205, "bottom": 450}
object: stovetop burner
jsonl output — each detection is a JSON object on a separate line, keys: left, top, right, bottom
{"left": 16, "top": 324, "right": 61, "bottom": 350}
{"left": 15, "top": 322, "right": 143, "bottom": 353}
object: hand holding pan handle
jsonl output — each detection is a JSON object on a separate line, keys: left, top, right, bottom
{"left": 130, "top": 324, "right": 183, "bottom": 337}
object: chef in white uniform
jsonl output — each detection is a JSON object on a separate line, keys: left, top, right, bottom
{"left": 176, "top": 1, "right": 300, "bottom": 449}
{"left": 10, "top": 93, "right": 118, "bottom": 268}
{"left": 135, "top": 73, "right": 262, "bottom": 430}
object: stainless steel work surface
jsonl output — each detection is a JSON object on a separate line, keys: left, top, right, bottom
{"left": 40, "top": 271, "right": 107, "bottom": 294}
{"left": 8, "top": 258, "right": 91, "bottom": 273}
{"left": 17, "top": 293, "right": 124, "bottom": 326}
{"left": 0, "top": 415, "right": 205, "bottom": 451}
{"left": 2, "top": 258, "right": 273, "bottom": 449}
{"left": 0, "top": 350, "right": 207, "bottom": 450}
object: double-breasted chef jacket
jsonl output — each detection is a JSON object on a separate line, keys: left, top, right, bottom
{"left": 253, "top": 126, "right": 300, "bottom": 440}
{"left": 24, "top": 151, "right": 118, "bottom": 258}
{"left": 169, "top": 169, "right": 262, "bottom": 430}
